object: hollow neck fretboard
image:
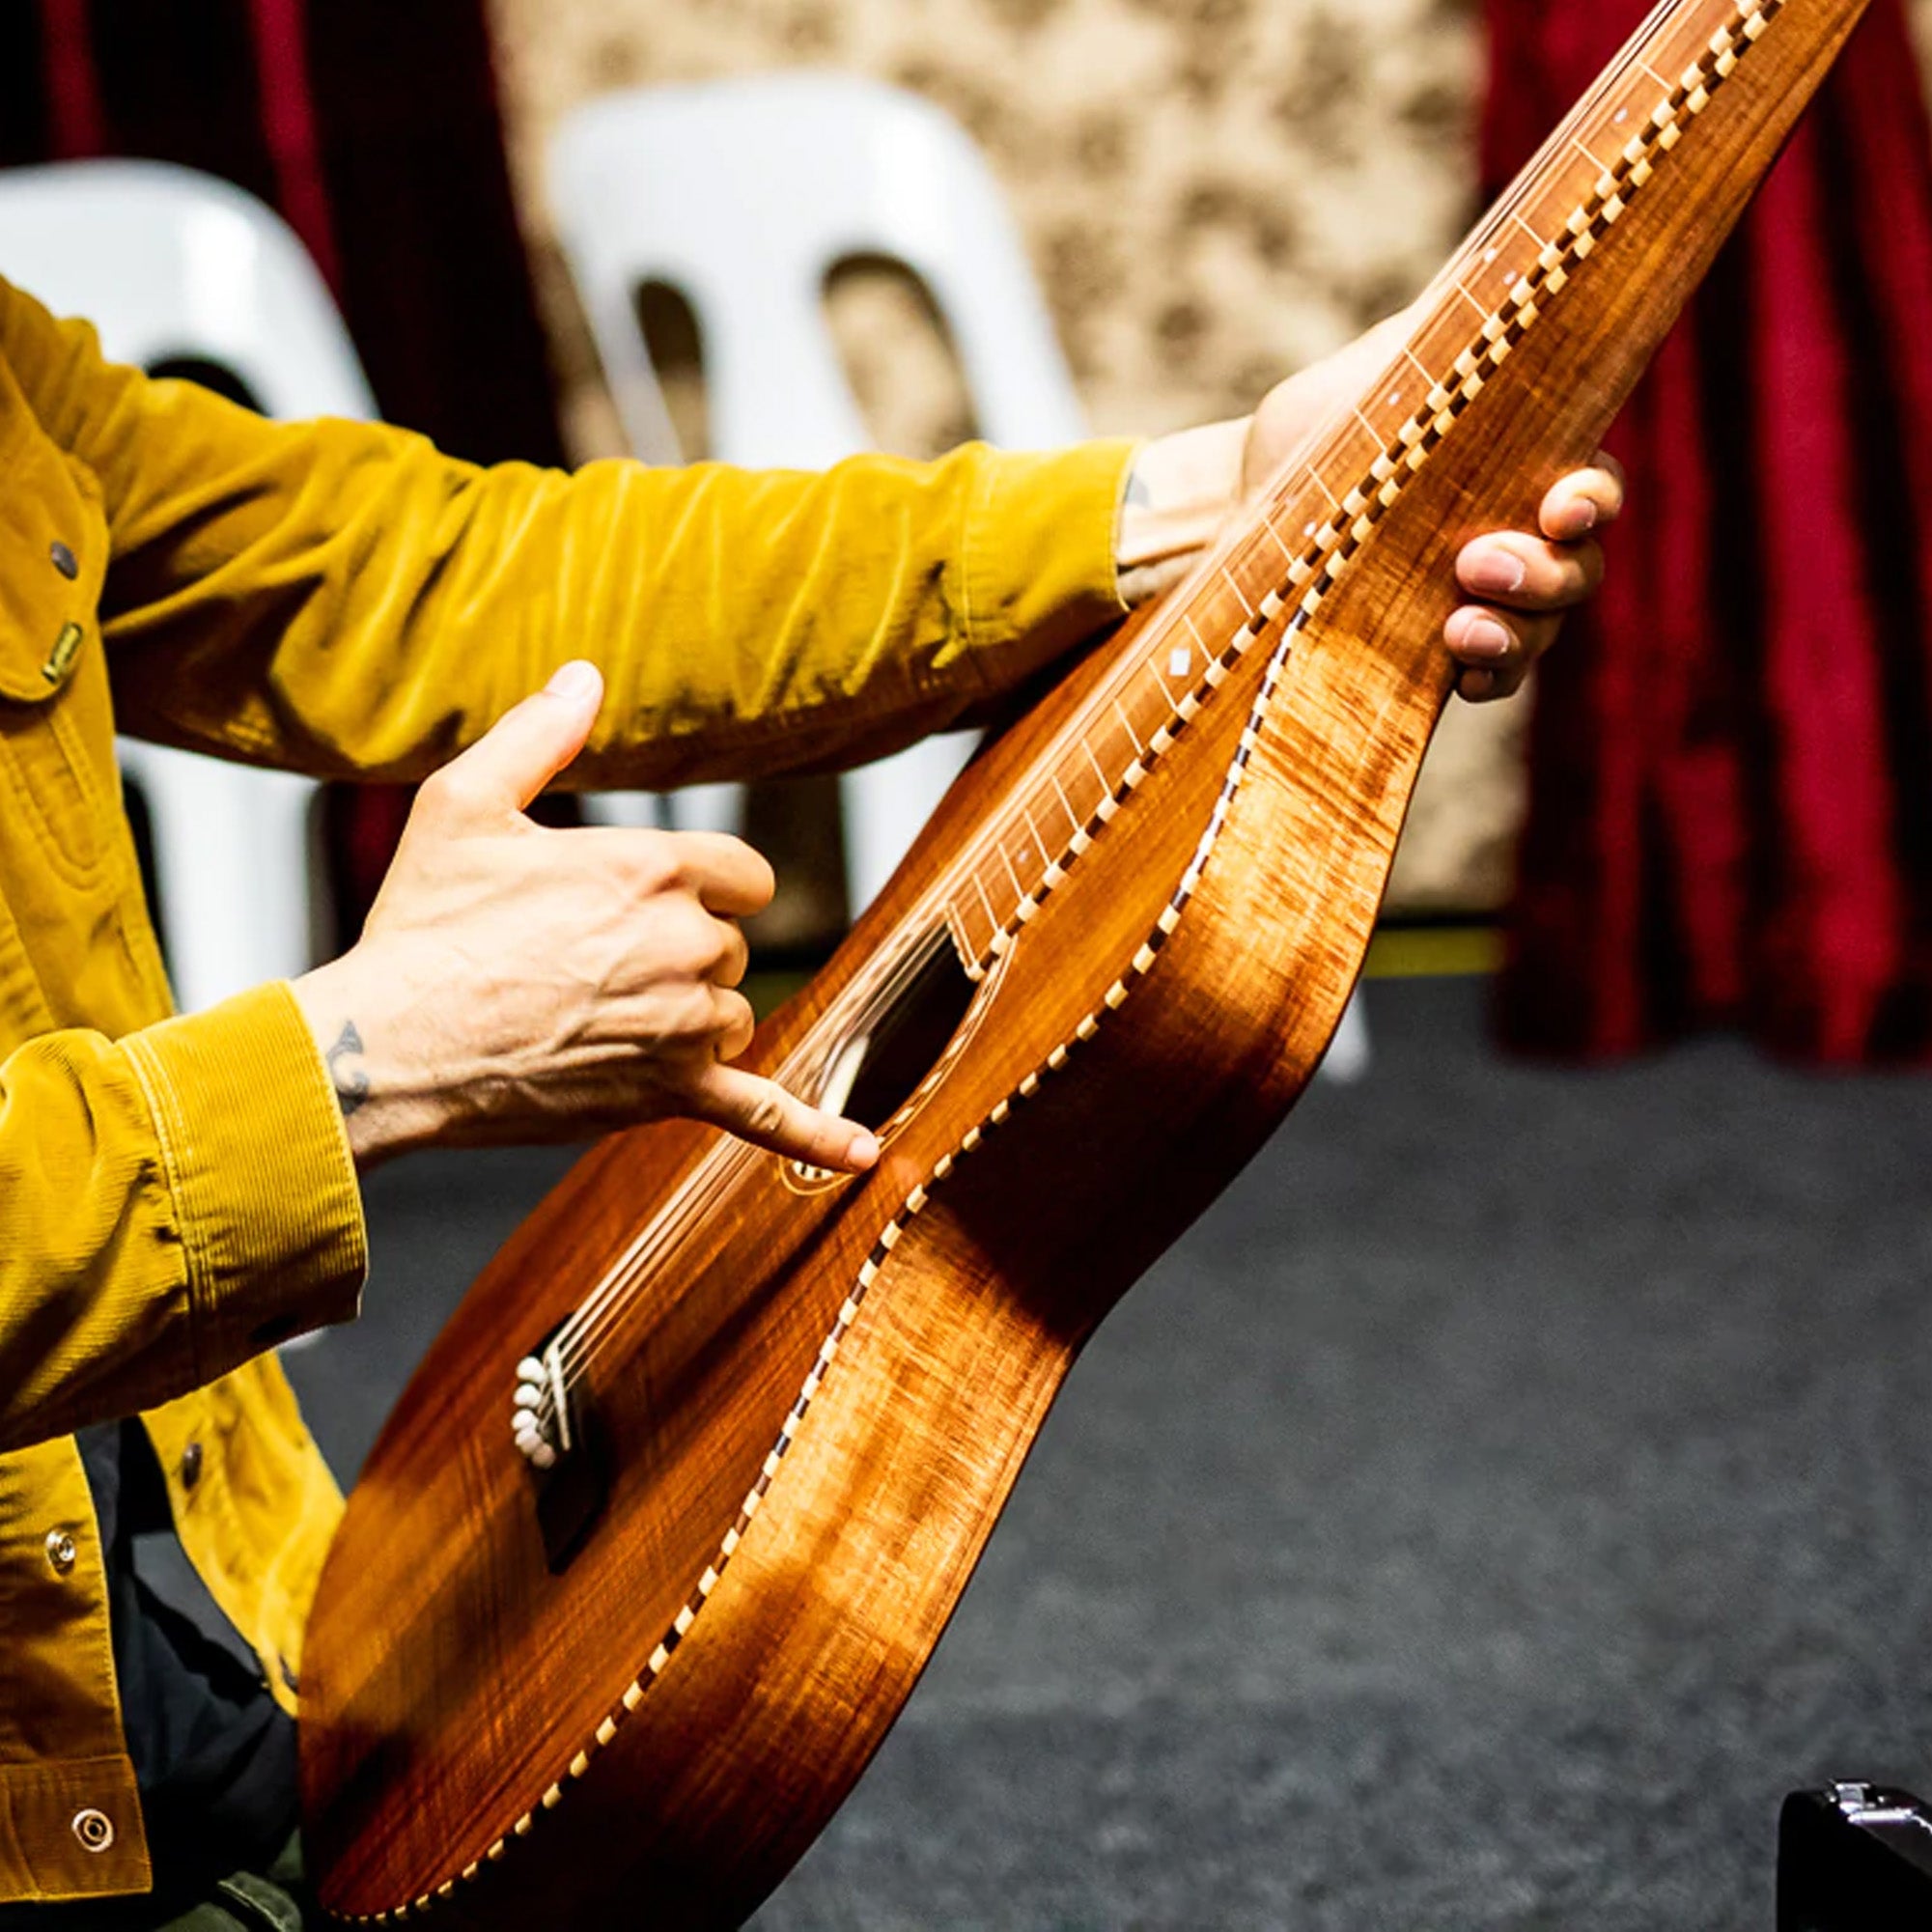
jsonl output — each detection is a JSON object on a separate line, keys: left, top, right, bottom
{"left": 935, "top": 0, "right": 1785, "bottom": 978}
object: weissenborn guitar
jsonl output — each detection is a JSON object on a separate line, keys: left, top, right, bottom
{"left": 300, "top": 2, "right": 1875, "bottom": 1921}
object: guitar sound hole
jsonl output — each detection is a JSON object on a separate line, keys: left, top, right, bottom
{"left": 821, "top": 932, "right": 978, "bottom": 1133}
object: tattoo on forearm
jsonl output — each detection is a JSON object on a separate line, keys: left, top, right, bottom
{"left": 326, "top": 1020, "right": 371, "bottom": 1118}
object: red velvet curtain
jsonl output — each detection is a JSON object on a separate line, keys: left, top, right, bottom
{"left": 1487, "top": 1, "right": 1932, "bottom": 1062}
{"left": 0, "top": 0, "right": 567, "bottom": 938}
{"left": 0, "top": 0, "right": 562, "bottom": 466}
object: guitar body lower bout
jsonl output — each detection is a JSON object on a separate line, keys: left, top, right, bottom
{"left": 298, "top": 5, "right": 1871, "bottom": 1920}
{"left": 297, "top": 582, "right": 1340, "bottom": 1929}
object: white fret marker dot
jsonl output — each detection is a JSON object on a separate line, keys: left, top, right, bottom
{"left": 1505, "top": 269, "right": 1519, "bottom": 283}
{"left": 1614, "top": 108, "right": 1629, "bottom": 124}
{"left": 1484, "top": 248, "right": 1498, "bottom": 263}
{"left": 1167, "top": 646, "right": 1191, "bottom": 678}
{"left": 1386, "top": 391, "right": 1400, "bottom": 406}
{"left": 1302, "top": 521, "right": 1316, "bottom": 537}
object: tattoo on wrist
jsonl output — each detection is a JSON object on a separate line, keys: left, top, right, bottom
{"left": 325, "top": 1020, "right": 371, "bottom": 1118}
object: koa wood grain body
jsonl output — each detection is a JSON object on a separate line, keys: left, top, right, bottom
{"left": 299, "top": 4, "right": 1870, "bottom": 1922}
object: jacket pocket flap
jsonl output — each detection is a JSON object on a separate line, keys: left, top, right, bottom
{"left": 0, "top": 444, "right": 101, "bottom": 706}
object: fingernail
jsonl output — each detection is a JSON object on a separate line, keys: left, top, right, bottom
{"left": 1463, "top": 550, "right": 1527, "bottom": 598}
{"left": 1562, "top": 499, "right": 1600, "bottom": 538}
{"left": 1455, "top": 614, "right": 1513, "bottom": 660}
{"left": 545, "top": 659, "right": 600, "bottom": 704}
{"left": 849, "top": 1131, "right": 880, "bottom": 1169}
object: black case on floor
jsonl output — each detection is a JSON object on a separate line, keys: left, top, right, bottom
{"left": 1778, "top": 1782, "right": 1932, "bottom": 1930}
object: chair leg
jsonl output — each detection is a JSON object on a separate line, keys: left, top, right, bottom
{"left": 1319, "top": 985, "right": 1372, "bottom": 1083}
{"left": 666, "top": 783, "right": 746, "bottom": 837}
{"left": 578, "top": 792, "right": 668, "bottom": 831}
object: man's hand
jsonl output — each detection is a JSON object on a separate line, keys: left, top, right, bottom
{"left": 292, "top": 662, "right": 879, "bottom": 1176}
{"left": 1118, "top": 310, "right": 1626, "bottom": 702}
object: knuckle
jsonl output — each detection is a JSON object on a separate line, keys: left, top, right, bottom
{"left": 719, "top": 836, "right": 776, "bottom": 904}
{"left": 680, "top": 984, "right": 720, "bottom": 1036}
{"left": 627, "top": 830, "right": 684, "bottom": 895}
{"left": 421, "top": 767, "right": 481, "bottom": 822}
{"left": 744, "top": 1086, "right": 787, "bottom": 1138}
{"left": 686, "top": 910, "right": 737, "bottom": 980}
{"left": 416, "top": 765, "right": 457, "bottom": 809}
{"left": 716, "top": 923, "right": 750, "bottom": 987}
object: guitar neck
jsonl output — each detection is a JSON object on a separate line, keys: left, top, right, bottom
{"left": 1224, "top": 0, "right": 1861, "bottom": 626}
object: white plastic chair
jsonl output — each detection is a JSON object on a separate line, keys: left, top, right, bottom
{"left": 0, "top": 159, "right": 377, "bottom": 1011}
{"left": 547, "top": 73, "right": 1088, "bottom": 912}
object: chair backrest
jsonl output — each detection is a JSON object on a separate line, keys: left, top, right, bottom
{"left": 0, "top": 158, "right": 376, "bottom": 420}
{"left": 546, "top": 72, "right": 1087, "bottom": 467}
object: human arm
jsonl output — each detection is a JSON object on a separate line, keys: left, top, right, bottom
{"left": 256, "top": 308, "right": 1624, "bottom": 1177}
{"left": 0, "top": 276, "right": 1134, "bottom": 789}
{"left": 283, "top": 343, "right": 1630, "bottom": 1183}
{"left": 0, "top": 985, "right": 364, "bottom": 1451}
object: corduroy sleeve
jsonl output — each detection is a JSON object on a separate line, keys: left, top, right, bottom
{"left": 0, "top": 982, "right": 365, "bottom": 1453}
{"left": 0, "top": 275, "right": 1135, "bottom": 787}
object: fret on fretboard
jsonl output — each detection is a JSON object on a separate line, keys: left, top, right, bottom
{"left": 938, "top": 564, "right": 1257, "bottom": 974}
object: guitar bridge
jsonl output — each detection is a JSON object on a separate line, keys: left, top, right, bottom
{"left": 512, "top": 1330, "right": 605, "bottom": 1570}
{"left": 512, "top": 1340, "right": 574, "bottom": 1470}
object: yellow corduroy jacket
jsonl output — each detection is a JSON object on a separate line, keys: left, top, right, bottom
{"left": 0, "top": 273, "right": 1133, "bottom": 1904}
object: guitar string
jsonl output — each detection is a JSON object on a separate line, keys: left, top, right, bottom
{"left": 527, "top": 17, "right": 1687, "bottom": 1428}
{"left": 526, "top": 482, "right": 1306, "bottom": 1396}
{"left": 531, "top": 927, "right": 952, "bottom": 1369}
{"left": 532, "top": 421, "right": 1378, "bottom": 1403}
{"left": 526, "top": 0, "right": 1713, "bottom": 1426}
{"left": 529, "top": 548, "right": 1266, "bottom": 1414}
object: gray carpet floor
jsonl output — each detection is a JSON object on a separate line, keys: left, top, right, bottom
{"left": 284, "top": 973, "right": 1932, "bottom": 1929}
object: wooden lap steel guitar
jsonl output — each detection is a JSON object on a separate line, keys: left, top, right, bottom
{"left": 300, "top": 2, "right": 1874, "bottom": 1921}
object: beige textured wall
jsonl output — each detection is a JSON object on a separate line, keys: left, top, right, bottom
{"left": 485, "top": 0, "right": 1932, "bottom": 912}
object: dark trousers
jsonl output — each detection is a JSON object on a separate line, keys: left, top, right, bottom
{"left": 0, "top": 1837, "right": 309, "bottom": 1932}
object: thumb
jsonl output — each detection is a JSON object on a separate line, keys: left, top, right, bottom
{"left": 436, "top": 660, "right": 603, "bottom": 819}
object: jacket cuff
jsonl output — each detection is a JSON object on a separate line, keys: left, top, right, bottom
{"left": 123, "top": 982, "right": 367, "bottom": 1380}
{"left": 956, "top": 438, "right": 1137, "bottom": 686}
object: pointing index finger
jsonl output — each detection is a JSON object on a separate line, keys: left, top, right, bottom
{"left": 688, "top": 1062, "right": 880, "bottom": 1173}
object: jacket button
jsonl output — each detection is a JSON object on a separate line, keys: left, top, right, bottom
{"left": 49, "top": 541, "right": 78, "bottom": 580}
{"left": 44, "top": 1530, "right": 76, "bottom": 1576}
{"left": 180, "top": 1441, "right": 203, "bottom": 1489}
{"left": 70, "top": 1807, "right": 114, "bottom": 1853}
